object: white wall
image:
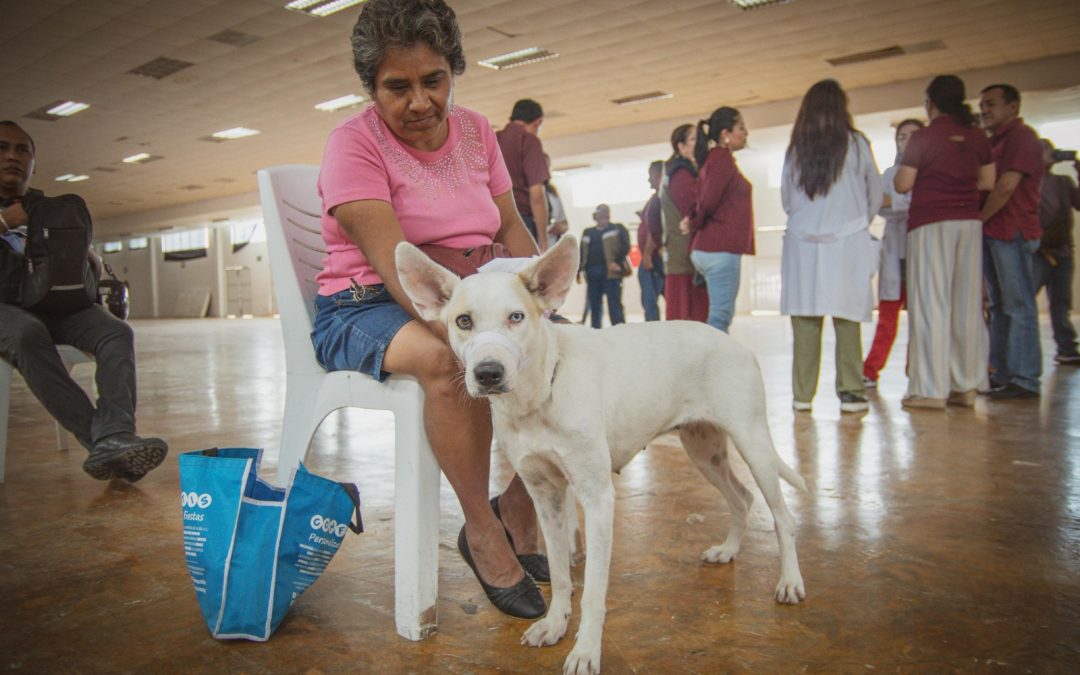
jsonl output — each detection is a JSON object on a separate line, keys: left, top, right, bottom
{"left": 100, "top": 244, "right": 155, "bottom": 319}
{"left": 222, "top": 240, "right": 275, "bottom": 317}
{"left": 94, "top": 209, "right": 277, "bottom": 319}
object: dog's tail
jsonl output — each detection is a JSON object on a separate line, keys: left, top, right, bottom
{"left": 778, "top": 462, "right": 809, "bottom": 494}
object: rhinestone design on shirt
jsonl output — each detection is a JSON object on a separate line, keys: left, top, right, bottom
{"left": 368, "top": 106, "right": 488, "bottom": 200}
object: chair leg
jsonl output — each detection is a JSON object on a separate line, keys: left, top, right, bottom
{"left": 0, "top": 361, "right": 11, "bottom": 482}
{"left": 393, "top": 395, "right": 440, "bottom": 640}
{"left": 276, "top": 372, "right": 323, "bottom": 486}
{"left": 55, "top": 421, "right": 71, "bottom": 451}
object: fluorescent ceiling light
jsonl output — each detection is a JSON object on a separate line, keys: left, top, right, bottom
{"left": 315, "top": 94, "right": 366, "bottom": 112}
{"left": 478, "top": 47, "right": 559, "bottom": 71}
{"left": 285, "top": 0, "right": 365, "bottom": 17}
{"left": 123, "top": 152, "right": 152, "bottom": 164}
{"left": 66, "top": 175, "right": 90, "bottom": 183}
{"left": 551, "top": 163, "right": 591, "bottom": 176}
{"left": 211, "top": 127, "right": 261, "bottom": 140}
{"left": 55, "top": 173, "right": 77, "bottom": 181}
{"left": 729, "top": 0, "right": 792, "bottom": 9}
{"left": 45, "top": 101, "right": 90, "bottom": 117}
{"left": 612, "top": 91, "right": 673, "bottom": 106}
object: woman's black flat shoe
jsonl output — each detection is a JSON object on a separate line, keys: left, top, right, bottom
{"left": 457, "top": 525, "right": 547, "bottom": 619}
{"left": 491, "top": 495, "right": 551, "bottom": 583}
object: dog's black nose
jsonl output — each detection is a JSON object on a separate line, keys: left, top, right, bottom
{"left": 473, "top": 361, "right": 505, "bottom": 389}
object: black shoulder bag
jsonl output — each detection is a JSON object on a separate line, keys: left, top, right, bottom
{"left": 20, "top": 189, "right": 98, "bottom": 314}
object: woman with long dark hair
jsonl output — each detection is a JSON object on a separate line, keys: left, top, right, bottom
{"left": 893, "top": 75, "right": 995, "bottom": 409}
{"left": 781, "top": 80, "right": 883, "bottom": 413}
{"left": 863, "top": 118, "right": 925, "bottom": 387}
{"left": 660, "top": 123, "right": 707, "bottom": 321}
{"left": 679, "top": 107, "right": 754, "bottom": 333}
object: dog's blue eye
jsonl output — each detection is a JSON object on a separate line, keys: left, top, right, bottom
{"left": 508, "top": 311, "right": 525, "bottom": 324}
{"left": 455, "top": 314, "right": 472, "bottom": 330}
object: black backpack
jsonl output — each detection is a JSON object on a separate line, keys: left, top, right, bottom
{"left": 19, "top": 189, "right": 98, "bottom": 314}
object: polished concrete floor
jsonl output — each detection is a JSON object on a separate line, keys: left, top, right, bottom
{"left": 1, "top": 315, "right": 1077, "bottom": 673}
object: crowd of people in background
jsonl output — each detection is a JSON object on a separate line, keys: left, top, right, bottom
{"left": 554, "top": 74, "right": 1078, "bottom": 413}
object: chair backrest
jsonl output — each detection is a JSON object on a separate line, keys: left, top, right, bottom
{"left": 258, "top": 165, "right": 328, "bottom": 374}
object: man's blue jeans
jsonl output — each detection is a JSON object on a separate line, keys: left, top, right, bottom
{"left": 689, "top": 250, "right": 741, "bottom": 333}
{"left": 983, "top": 234, "right": 1041, "bottom": 391}
{"left": 1033, "top": 252, "right": 1080, "bottom": 357}
{"left": 637, "top": 262, "right": 665, "bottom": 322}
{"left": 586, "top": 267, "right": 625, "bottom": 328}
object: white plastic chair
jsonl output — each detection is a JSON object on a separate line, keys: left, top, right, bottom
{"left": 0, "top": 345, "right": 94, "bottom": 482}
{"left": 257, "top": 165, "right": 441, "bottom": 641}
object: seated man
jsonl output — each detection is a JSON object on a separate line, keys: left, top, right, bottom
{"left": 0, "top": 121, "right": 167, "bottom": 481}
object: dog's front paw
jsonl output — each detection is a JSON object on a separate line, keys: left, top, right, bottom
{"left": 774, "top": 574, "right": 806, "bottom": 605}
{"left": 563, "top": 645, "right": 601, "bottom": 675}
{"left": 702, "top": 543, "right": 740, "bottom": 564}
{"left": 521, "top": 614, "right": 569, "bottom": 647}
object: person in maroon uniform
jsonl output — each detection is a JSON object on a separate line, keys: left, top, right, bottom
{"left": 680, "top": 106, "right": 754, "bottom": 333}
{"left": 637, "top": 160, "right": 665, "bottom": 321}
{"left": 496, "top": 99, "right": 550, "bottom": 251}
{"left": 979, "top": 83, "right": 1045, "bottom": 399}
{"left": 894, "top": 76, "right": 995, "bottom": 409}
{"left": 660, "top": 123, "right": 707, "bottom": 322}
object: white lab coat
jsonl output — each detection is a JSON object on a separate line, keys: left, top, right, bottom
{"left": 780, "top": 133, "right": 883, "bottom": 322}
{"left": 877, "top": 163, "right": 910, "bottom": 301}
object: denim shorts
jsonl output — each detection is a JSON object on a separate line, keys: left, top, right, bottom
{"left": 310, "top": 285, "right": 414, "bottom": 382}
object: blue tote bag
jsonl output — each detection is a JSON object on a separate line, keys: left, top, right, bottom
{"left": 179, "top": 447, "right": 362, "bottom": 641}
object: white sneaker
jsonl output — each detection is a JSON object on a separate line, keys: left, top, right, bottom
{"left": 862, "top": 376, "right": 877, "bottom": 389}
{"left": 793, "top": 400, "right": 812, "bottom": 412}
{"left": 839, "top": 392, "right": 869, "bottom": 413}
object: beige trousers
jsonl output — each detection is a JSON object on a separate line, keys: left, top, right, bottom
{"left": 906, "top": 219, "right": 989, "bottom": 399}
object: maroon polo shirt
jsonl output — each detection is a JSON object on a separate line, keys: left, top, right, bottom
{"left": 495, "top": 121, "right": 549, "bottom": 219}
{"left": 688, "top": 146, "right": 754, "bottom": 255}
{"left": 984, "top": 117, "right": 1044, "bottom": 241}
{"left": 637, "top": 193, "right": 662, "bottom": 264}
{"left": 902, "top": 115, "right": 993, "bottom": 231}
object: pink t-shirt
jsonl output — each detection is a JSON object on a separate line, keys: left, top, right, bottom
{"left": 316, "top": 105, "right": 512, "bottom": 294}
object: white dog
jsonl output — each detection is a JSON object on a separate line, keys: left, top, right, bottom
{"left": 396, "top": 235, "right": 806, "bottom": 675}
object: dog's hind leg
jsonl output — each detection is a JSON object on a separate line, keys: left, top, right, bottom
{"left": 680, "top": 423, "right": 754, "bottom": 564}
{"left": 727, "top": 422, "right": 805, "bottom": 605}
{"left": 519, "top": 467, "right": 573, "bottom": 649}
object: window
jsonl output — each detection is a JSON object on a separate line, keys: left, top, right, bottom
{"left": 128, "top": 237, "right": 148, "bottom": 250}
{"left": 162, "top": 228, "right": 209, "bottom": 261}
{"left": 102, "top": 241, "right": 123, "bottom": 253}
{"left": 230, "top": 221, "right": 266, "bottom": 252}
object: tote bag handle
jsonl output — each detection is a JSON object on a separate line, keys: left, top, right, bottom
{"left": 339, "top": 482, "right": 364, "bottom": 534}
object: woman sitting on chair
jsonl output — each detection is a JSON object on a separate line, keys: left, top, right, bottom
{"left": 310, "top": 0, "right": 547, "bottom": 618}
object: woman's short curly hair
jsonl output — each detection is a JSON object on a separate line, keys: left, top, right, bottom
{"left": 351, "top": 0, "right": 466, "bottom": 95}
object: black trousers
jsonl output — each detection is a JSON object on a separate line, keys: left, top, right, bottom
{"left": 0, "top": 303, "right": 137, "bottom": 450}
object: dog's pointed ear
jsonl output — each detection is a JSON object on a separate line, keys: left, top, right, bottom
{"left": 395, "top": 242, "right": 458, "bottom": 321}
{"left": 519, "top": 235, "right": 578, "bottom": 312}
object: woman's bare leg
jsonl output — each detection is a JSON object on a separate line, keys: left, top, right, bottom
{"left": 383, "top": 321, "right": 526, "bottom": 586}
